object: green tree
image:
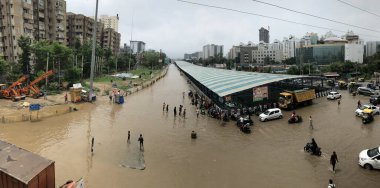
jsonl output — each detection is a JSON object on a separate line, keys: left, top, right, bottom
{"left": 17, "top": 36, "right": 32, "bottom": 75}
{"left": 0, "top": 58, "right": 11, "bottom": 82}
{"left": 287, "top": 66, "right": 300, "bottom": 75}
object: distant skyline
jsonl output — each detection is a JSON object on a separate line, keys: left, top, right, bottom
{"left": 67, "top": 0, "right": 380, "bottom": 58}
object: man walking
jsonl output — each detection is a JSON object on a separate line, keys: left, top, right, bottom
{"left": 138, "top": 134, "right": 144, "bottom": 151}
{"left": 163, "top": 102, "right": 165, "bottom": 111}
{"left": 328, "top": 179, "right": 336, "bottom": 188}
{"left": 127, "top": 131, "right": 131, "bottom": 143}
{"left": 174, "top": 107, "right": 177, "bottom": 116}
{"left": 64, "top": 93, "right": 68, "bottom": 103}
{"left": 330, "top": 151, "right": 338, "bottom": 172}
{"left": 183, "top": 108, "right": 186, "bottom": 118}
{"left": 196, "top": 108, "right": 199, "bottom": 118}
{"left": 337, "top": 99, "right": 341, "bottom": 106}
{"left": 309, "top": 116, "right": 313, "bottom": 129}
{"left": 166, "top": 104, "right": 169, "bottom": 112}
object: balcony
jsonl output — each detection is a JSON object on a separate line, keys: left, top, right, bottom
{"left": 57, "top": 14, "right": 64, "bottom": 20}
{"left": 39, "top": 12, "right": 44, "bottom": 18}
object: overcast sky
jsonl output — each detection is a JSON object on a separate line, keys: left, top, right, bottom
{"left": 67, "top": 0, "right": 380, "bottom": 58}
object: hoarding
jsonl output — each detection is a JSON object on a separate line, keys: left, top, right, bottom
{"left": 253, "top": 86, "right": 268, "bottom": 102}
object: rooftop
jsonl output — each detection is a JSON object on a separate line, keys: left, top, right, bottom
{"left": 176, "top": 61, "right": 307, "bottom": 97}
{"left": 0, "top": 140, "right": 54, "bottom": 184}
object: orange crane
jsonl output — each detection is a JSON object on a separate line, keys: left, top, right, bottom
{"left": 19, "top": 70, "right": 54, "bottom": 98}
{"left": 0, "top": 75, "right": 28, "bottom": 101}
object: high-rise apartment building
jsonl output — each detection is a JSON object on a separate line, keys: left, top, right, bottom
{"left": 99, "top": 15, "right": 119, "bottom": 32}
{"left": 0, "top": 0, "right": 67, "bottom": 62}
{"left": 103, "top": 28, "right": 120, "bottom": 55}
{"left": 259, "top": 27, "right": 269, "bottom": 43}
{"left": 130, "top": 41, "right": 145, "bottom": 54}
{"left": 0, "top": 0, "right": 34, "bottom": 62}
{"left": 366, "top": 41, "right": 380, "bottom": 57}
{"left": 66, "top": 12, "right": 104, "bottom": 47}
{"left": 202, "top": 44, "right": 223, "bottom": 59}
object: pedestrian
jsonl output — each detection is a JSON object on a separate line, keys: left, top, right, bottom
{"left": 337, "top": 99, "right": 341, "bottom": 106}
{"left": 309, "top": 115, "right": 313, "bottom": 129}
{"left": 330, "top": 151, "right": 339, "bottom": 172}
{"left": 179, "top": 105, "right": 182, "bottom": 115}
{"left": 138, "top": 134, "right": 144, "bottom": 151}
{"left": 357, "top": 100, "right": 361, "bottom": 108}
{"left": 196, "top": 108, "right": 199, "bottom": 118}
{"left": 91, "top": 137, "right": 94, "bottom": 153}
{"left": 127, "top": 131, "right": 131, "bottom": 143}
{"left": 183, "top": 108, "right": 186, "bottom": 118}
{"left": 166, "top": 104, "right": 169, "bottom": 112}
{"left": 64, "top": 93, "right": 68, "bottom": 103}
{"left": 43, "top": 91, "right": 47, "bottom": 100}
{"left": 328, "top": 179, "right": 336, "bottom": 188}
{"left": 174, "top": 107, "right": 177, "bottom": 116}
{"left": 163, "top": 102, "right": 165, "bottom": 111}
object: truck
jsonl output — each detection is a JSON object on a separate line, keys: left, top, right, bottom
{"left": 278, "top": 89, "right": 316, "bottom": 110}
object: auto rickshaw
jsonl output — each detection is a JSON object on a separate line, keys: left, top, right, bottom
{"left": 338, "top": 80, "right": 347, "bottom": 89}
{"left": 362, "top": 109, "right": 374, "bottom": 124}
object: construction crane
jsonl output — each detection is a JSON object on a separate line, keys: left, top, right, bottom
{"left": 19, "top": 70, "right": 54, "bottom": 98}
{"left": 0, "top": 75, "right": 28, "bottom": 101}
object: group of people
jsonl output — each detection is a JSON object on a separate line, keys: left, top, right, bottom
{"left": 127, "top": 131, "right": 144, "bottom": 151}
{"left": 163, "top": 102, "right": 187, "bottom": 118}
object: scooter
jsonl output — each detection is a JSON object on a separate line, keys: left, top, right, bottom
{"left": 304, "top": 143, "right": 322, "bottom": 156}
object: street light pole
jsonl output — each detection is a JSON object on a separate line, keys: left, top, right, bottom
{"left": 89, "top": 0, "right": 99, "bottom": 101}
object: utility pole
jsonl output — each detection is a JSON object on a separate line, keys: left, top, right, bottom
{"left": 89, "top": 0, "right": 99, "bottom": 101}
{"left": 46, "top": 52, "right": 49, "bottom": 90}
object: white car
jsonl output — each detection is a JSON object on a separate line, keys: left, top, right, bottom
{"left": 327, "top": 91, "right": 342, "bottom": 100}
{"left": 355, "top": 104, "right": 380, "bottom": 116}
{"left": 359, "top": 147, "right": 380, "bottom": 170}
{"left": 259, "top": 108, "right": 283, "bottom": 122}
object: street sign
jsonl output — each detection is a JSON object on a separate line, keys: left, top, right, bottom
{"left": 29, "top": 104, "right": 41, "bottom": 111}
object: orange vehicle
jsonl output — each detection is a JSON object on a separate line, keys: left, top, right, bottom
{"left": 0, "top": 76, "right": 27, "bottom": 101}
{"left": 19, "top": 70, "right": 54, "bottom": 98}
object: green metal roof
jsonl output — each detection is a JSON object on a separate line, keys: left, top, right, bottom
{"left": 176, "top": 61, "right": 307, "bottom": 97}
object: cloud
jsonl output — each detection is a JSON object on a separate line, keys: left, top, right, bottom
{"left": 67, "top": 0, "right": 380, "bottom": 58}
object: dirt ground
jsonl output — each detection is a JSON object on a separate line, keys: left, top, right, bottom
{"left": 0, "top": 68, "right": 168, "bottom": 121}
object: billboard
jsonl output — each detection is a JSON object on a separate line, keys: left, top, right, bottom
{"left": 253, "top": 86, "right": 268, "bottom": 102}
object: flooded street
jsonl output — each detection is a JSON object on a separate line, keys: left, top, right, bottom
{"left": 1, "top": 64, "right": 380, "bottom": 187}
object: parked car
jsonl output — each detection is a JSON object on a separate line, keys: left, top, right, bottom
{"left": 370, "top": 95, "right": 380, "bottom": 105}
{"left": 327, "top": 91, "right": 342, "bottom": 100}
{"left": 259, "top": 108, "right": 283, "bottom": 122}
{"left": 357, "top": 87, "right": 377, "bottom": 96}
{"left": 358, "top": 147, "right": 380, "bottom": 170}
{"left": 355, "top": 104, "right": 380, "bottom": 116}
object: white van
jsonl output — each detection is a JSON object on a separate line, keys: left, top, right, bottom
{"left": 259, "top": 108, "right": 283, "bottom": 122}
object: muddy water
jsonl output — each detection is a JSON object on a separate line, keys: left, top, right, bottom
{"left": 0, "top": 64, "right": 380, "bottom": 187}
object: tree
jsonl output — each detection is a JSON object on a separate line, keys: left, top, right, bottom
{"left": 282, "top": 57, "right": 296, "bottom": 65}
{"left": 287, "top": 66, "right": 300, "bottom": 75}
{"left": 0, "top": 58, "right": 10, "bottom": 82}
{"left": 17, "top": 36, "right": 32, "bottom": 75}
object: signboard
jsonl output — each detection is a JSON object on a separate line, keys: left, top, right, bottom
{"left": 253, "top": 86, "right": 268, "bottom": 102}
{"left": 29, "top": 104, "right": 41, "bottom": 111}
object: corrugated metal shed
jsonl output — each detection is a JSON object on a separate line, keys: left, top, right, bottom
{"left": 0, "top": 140, "right": 54, "bottom": 185}
{"left": 176, "top": 61, "right": 307, "bottom": 97}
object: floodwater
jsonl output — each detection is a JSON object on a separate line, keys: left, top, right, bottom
{"left": 1, "top": 64, "right": 380, "bottom": 187}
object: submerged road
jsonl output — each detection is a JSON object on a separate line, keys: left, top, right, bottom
{"left": 0, "top": 64, "right": 380, "bottom": 187}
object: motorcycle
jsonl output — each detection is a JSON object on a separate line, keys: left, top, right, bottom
{"left": 236, "top": 116, "right": 253, "bottom": 127}
{"left": 288, "top": 115, "right": 303, "bottom": 124}
{"left": 304, "top": 142, "right": 322, "bottom": 156}
{"left": 240, "top": 123, "right": 251, "bottom": 134}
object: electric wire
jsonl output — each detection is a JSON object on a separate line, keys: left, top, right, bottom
{"left": 177, "top": 0, "right": 380, "bottom": 38}
{"left": 252, "top": 0, "right": 380, "bottom": 33}
{"left": 336, "top": 0, "right": 380, "bottom": 18}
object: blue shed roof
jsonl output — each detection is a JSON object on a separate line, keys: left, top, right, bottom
{"left": 176, "top": 61, "right": 307, "bottom": 97}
